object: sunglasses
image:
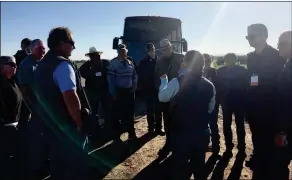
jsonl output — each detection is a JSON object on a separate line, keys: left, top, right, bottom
{"left": 4, "top": 62, "right": 17, "bottom": 68}
{"left": 63, "top": 40, "right": 75, "bottom": 49}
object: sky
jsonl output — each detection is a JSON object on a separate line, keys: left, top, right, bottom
{"left": 1, "top": 1, "right": 291, "bottom": 60}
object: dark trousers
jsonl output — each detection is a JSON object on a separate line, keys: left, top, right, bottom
{"left": 46, "top": 129, "right": 88, "bottom": 180}
{"left": 158, "top": 102, "right": 171, "bottom": 153}
{"left": 247, "top": 108, "right": 291, "bottom": 180}
{"left": 208, "top": 102, "right": 220, "bottom": 151}
{"left": 142, "top": 90, "right": 162, "bottom": 131}
{"left": 0, "top": 125, "right": 19, "bottom": 180}
{"left": 24, "top": 117, "right": 48, "bottom": 179}
{"left": 170, "top": 134, "right": 209, "bottom": 180}
{"left": 87, "top": 89, "right": 109, "bottom": 120}
{"left": 222, "top": 100, "right": 246, "bottom": 150}
{"left": 111, "top": 88, "right": 135, "bottom": 137}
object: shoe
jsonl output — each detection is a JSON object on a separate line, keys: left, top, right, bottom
{"left": 155, "top": 129, "right": 166, "bottom": 136}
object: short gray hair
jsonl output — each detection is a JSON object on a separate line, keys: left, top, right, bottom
{"left": 29, "top": 39, "right": 42, "bottom": 52}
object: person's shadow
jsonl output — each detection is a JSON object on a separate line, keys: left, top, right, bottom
{"left": 88, "top": 132, "right": 156, "bottom": 180}
{"left": 209, "top": 151, "right": 233, "bottom": 180}
{"left": 133, "top": 155, "right": 174, "bottom": 180}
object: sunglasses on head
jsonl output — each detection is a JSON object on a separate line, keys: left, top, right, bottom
{"left": 4, "top": 62, "right": 17, "bottom": 67}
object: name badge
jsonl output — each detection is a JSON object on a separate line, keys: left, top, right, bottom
{"left": 251, "top": 75, "right": 259, "bottom": 86}
{"left": 95, "top": 72, "right": 102, "bottom": 76}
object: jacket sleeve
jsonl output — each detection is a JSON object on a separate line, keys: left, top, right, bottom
{"left": 155, "top": 59, "right": 161, "bottom": 89}
{"left": 0, "top": 82, "right": 4, "bottom": 124}
{"left": 276, "top": 67, "right": 292, "bottom": 133}
{"left": 158, "top": 77, "right": 180, "bottom": 103}
{"left": 79, "top": 61, "right": 91, "bottom": 79}
{"left": 107, "top": 61, "right": 116, "bottom": 97}
{"left": 208, "top": 84, "right": 216, "bottom": 114}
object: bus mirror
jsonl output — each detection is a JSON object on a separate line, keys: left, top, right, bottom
{"left": 182, "top": 39, "right": 188, "bottom": 52}
{"left": 113, "top": 37, "right": 119, "bottom": 50}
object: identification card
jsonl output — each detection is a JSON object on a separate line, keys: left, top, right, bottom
{"left": 251, "top": 75, "right": 259, "bottom": 86}
{"left": 95, "top": 72, "right": 102, "bottom": 76}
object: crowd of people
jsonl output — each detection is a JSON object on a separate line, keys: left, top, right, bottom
{"left": 0, "top": 23, "right": 291, "bottom": 180}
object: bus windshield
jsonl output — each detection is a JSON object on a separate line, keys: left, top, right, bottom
{"left": 123, "top": 18, "right": 182, "bottom": 46}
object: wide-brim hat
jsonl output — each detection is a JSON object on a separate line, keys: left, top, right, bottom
{"left": 158, "top": 39, "right": 172, "bottom": 50}
{"left": 85, "top": 46, "right": 103, "bottom": 56}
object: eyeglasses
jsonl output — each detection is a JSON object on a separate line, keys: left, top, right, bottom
{"left": 63, "top": 40, "right": 75, "bottom": 49}
{"left": 3, "top": 62, "right": 17, "bottom": 68}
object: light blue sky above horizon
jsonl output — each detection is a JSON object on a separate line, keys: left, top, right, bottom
{"left": 1, "top": 1, "right": 291, "bottom": 60}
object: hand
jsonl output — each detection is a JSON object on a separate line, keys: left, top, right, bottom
{"left": 275, "top": 134, "right": 287, "bottom": 147}
{"left": 160, "top": 74, "right": 167, "bottom": 79}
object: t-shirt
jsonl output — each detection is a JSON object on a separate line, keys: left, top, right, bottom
{"left": 53, "top": 61, "right": 76, "bottom": 93}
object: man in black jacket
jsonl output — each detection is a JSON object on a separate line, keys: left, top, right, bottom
{"left": 79, "top": 47, "right": 109, "bottom": 121}
{"left": 203, "top": 54, "right": 221, "bottom": 155}
{"left": 245, "top": 23, "right": 286, "bottom": 179}
{"left": 274, "top": 30, "right": 292, "bottom": 180}
{"left": 155, "top": 39, "right": 184, "bottom": 159}
{"left": 137, "top": 43, "right": 163, "bottom": 134}
{"left": 218, "top": 53, "right": 248, "bottom": 153}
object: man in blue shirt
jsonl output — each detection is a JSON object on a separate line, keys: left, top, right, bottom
{"left": 34, "top": 27, "right": 89, "bottom": 180}
{"left": 108, "top": 44, "right": 138, "bottom": 142}
{"left": 18, "top": 39, "right": 46, "bottom": 179}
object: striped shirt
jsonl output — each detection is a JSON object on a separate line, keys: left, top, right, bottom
{"left": 107, "top": 58, "right": 138, "bottom": 96}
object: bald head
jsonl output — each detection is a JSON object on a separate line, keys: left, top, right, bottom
{"left": 278, "top": 31, "right": 292, "bottom": 59}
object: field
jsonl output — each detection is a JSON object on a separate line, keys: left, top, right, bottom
{"left": 74, "top": 61, "right": 290, "bottom": 179}
{"left": 87, "top": 107, "right": 254, "bottom": 179}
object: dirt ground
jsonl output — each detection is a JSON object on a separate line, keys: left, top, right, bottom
{"left": 86, "top": 107, "right": 292, "bottom": 180}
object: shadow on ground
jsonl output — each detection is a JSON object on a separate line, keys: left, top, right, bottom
{"left": 88, "top": 132, "right": 156, "bottom": 180}
{"left": 133, "top": 155, "right": 173, "bottom": 180}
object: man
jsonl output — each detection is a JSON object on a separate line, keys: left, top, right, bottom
{"left": 17, "top": 39, "right": 46, "bottom": 179}
{"left": 158, "top": 50, "right": 215, "bottom": 179}
{"left": 34, "top": 27, "right": 89, "bottom": 180}
{"left": 137, "top": 43, "right": 163, "bottom": 134}
{"left": 245, "top": 23, "right": 285, "bottom": 179}
{"left": 0, "top": 56, "right": 23, "bottom": 180}
{"left": 114, "top": 44, "right": 137, "bottom": 68}
{"left": 14, "top": 38, "right": 32, "bottom": 66}
{"left": 79, "top": 47, "right": 109, "bottom": 121}
{"left": 203, "top": 53, "right": 221, "bottom": 155}
{"left": 155, "top": 39, "right": 184, "bottom": 159}
{"left": 217, "top": 53, "right": 248, "bottom": 153}
{"left": 274, "top": 30, "right": 292, "bottom": 180}
{"left": 108, "top": 44, "right": 138, "bottom": 142}
{"left": 13, "top": 38, "right": 32, "bottom": 133}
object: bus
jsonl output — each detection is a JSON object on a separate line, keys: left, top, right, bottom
{"left": 112, "top": 16, "right": 188, "bottom": 66}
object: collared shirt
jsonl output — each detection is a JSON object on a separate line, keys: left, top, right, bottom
{"left": 107, "top": 58, "right": 138, "bottom": 96}
{"left": 158, "top": 71, "right": 216, "bottom": 114}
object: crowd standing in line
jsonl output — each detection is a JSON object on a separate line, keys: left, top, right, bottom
{"left": 0, "top": 23, "right": 291, "bottom": 180}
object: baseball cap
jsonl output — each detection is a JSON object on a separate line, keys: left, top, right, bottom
{"left": 117, "top": 44, "right": 128, "bottom": 53}
{"left": 146, "top": 43, "right": 155, "bottom": 52}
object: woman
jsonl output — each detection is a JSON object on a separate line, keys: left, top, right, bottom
{"left": 0, "top": 56, "right": 23, "bottom": 179}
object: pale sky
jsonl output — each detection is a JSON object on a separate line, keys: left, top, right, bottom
{"left": 1, "top": 2, "right": 291, "bottom": 60}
